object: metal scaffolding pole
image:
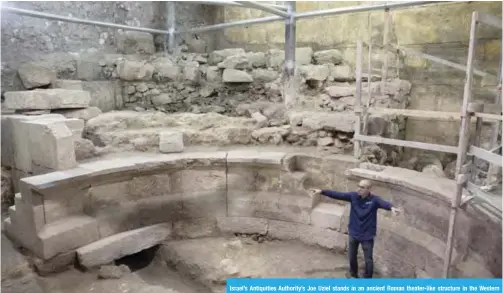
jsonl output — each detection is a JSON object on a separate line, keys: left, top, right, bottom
{"left": 1, "top": 6, "right": 174, "bottom": 35}
{"left": 166, "top": 2, "right": 176, "bottom": 54}
{"left": 283, "top": 1, "right": 296, "bottom": 110}
{"left": 234, "top": 1, "right": 289, "bottom": 18}
{"left": 442, "top": 11, "right": 479, "bottom": 278}
{"left": 3, "top": 2, "right": 442, "bottom": 38}
{"left": 192, "top": 1, "right": 287, "bottom": 10}
{"left": 294, "top": 1, "right": 443, "bottom": 20}
{"left": 175, "top": 15, "right": 283, "bottom": 34}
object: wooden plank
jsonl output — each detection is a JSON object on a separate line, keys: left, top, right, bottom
{"left": 367, "top": 107, "right": 461, "bottom": 121}
{"left": 469, "top": 146, "right": 503, "bottom": 167}
{"left": 477, "top": 12, "right": 502, "bottom": 29}
{"left": 354, "top": 40, "right": 363, "bottom": 158}
{"left": 354, "top": 134, "right": 458, "bottom": 154}
{"left": 395, "top": 45, "right": 490, "bottom": 78}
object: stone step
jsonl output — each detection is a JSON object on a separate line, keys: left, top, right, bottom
{"left": 228, "top": 191, "right": 312, "bottom": 225}
{"left": 8, "top": 206, "right": 16, "bottom": 219}
{"left": 76, "top": 223, "right": 172, "bottom": 269}
{"left": 3, "top": 217, "right": 13, "bottom": 233}
{"left": 4, "top": 89, "right": 91, "bottom": 111}
{"left": 310, "top": 202, "right": 346, "bottom": 232}
{"left": 37, "top": 215, "right": 99, "bottom": 260}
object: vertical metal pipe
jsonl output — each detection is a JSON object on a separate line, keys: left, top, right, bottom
{"left": 381, "top": 7, "right": 390, "bottom": 85}
{"left": 354, "top": 41, "right": 363, "bottom": 159}
{"left": 442, "top": 11, "right": 478, "bottom": 278}
{"left": 166, "top": 1, "right": 176, "bottom": 54}
{"left": 283, "top": 1, "right": 296, "bottom": 109}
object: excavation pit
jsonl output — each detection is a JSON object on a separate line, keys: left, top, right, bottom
{"left": 2, "top": 149, "right": 501, "bottom": 293}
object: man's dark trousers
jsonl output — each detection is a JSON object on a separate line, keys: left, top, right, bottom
{"left": 348, "top": 235, "right": 374, "bottom": 278}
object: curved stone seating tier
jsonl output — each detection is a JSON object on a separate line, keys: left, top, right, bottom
{"left": 3, "top": 151, "right": 500, "bottom": 278}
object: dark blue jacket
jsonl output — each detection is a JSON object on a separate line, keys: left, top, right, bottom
{"left": 321, "top": 190, "right": 393, "bottom": 241}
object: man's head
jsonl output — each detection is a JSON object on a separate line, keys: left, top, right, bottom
{"left": 357, "top": 179, "right": 372, "bottom": 197}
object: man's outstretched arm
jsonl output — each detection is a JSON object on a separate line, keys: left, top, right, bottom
{"left": 310, "top": 189, "right": 353, "bottom": 202}
{"left": 376, "top": 197, "right": 401, "bottom": 215}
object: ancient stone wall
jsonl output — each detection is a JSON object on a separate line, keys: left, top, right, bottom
{"left": 215, "top": 1, "right": 502, "bottom": 163}
{"left": 0, "top": 1, "right": 219, "bottom": 92}
{"left": 4, "top": 151, "right": 500, "bottom": 278}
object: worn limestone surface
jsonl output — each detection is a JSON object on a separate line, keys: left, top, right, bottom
{"left": 4, "top": 150, "right": 499, "bottom": 280}
{"left": 163, "top": 237, "right": 350, "bottom": 291}
{"left": 4, "top": 89, "right": 91, "bottom": 110}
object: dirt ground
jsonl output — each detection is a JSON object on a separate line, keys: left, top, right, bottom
{"left": 3, "top": 235, "right": 360, "bottom": 293}
{"left": 161, "top": 236, "right": 353, "bottom": 293}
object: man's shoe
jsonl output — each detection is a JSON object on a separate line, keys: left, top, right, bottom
{"left": 345, "top": 272, "right": 358, "bottom": 278}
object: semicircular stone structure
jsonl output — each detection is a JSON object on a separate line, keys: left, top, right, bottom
{"left": 4, "top": 151, "right": 501, "bottom": 278}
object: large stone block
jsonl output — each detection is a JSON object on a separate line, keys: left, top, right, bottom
{"left": 217, "top": 217, "right": 268, "bottom": 235}
{"left": 171, "top": 169, "right": 226, "bottom": 194}
{"left": 159, "top": 130, "right": 184, "bottom": 153}
{"left": 4, "top": 89, "right": 91, "bottom": 110}
{"left": 42, "top": 186, "right": 88, "bottom": 223}
{"left": 116, "top": 31, "right": 155, "bottom": 55}
{"left": 23, "top": 120, "right": 77, "bottom": 173}
{"left": 86, "top": 195, "right": 184, "bottom": 238}
{"left": 222, "top": 69, "right": 253, "bottom": 83}
{"left": 52, "top": 107, "right": 102, "bottom": 122}
{"left": 181, "top": 191, "right": 227, "bottom": 219}
{"left": 310, "top": 202, "right": 345, "bottom": 231}
{"left": 51, "top": 79, "right": 84, "bottom": 90}
{"left": 228, "top": 192, "right": 311, "bottom": 224}
{"left": 82, "top": 81, "right": 121, "bottom": 112}
{"left": 267, "top": 220, "right": 347, "bottom": 251}
{"left": 77, "top": 223, "right": 171, "bottom": 268}
{"left": 227, "top": 166, "right": 281, "bottom": 192}
{"left": 37, "top": 215, "right": 99, "bottom": 260}
{"left": 117, "top": 61, "right": 154, "bottom": 81}
{"left": 18, "top": 61, "right": 57, "bottom": 89}
{"left": 173, "top": 218, "right": 219, "bottom": 239}
{"left": 6, "top": 114, "right": 66, "bottom": 172}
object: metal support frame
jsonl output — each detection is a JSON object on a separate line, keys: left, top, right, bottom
{"left": 192, "top": 1, "right": 287, "bottom": 11}
{"left": 354, "top": 41, "right": 364, "bottom": 158}
{"left": 1, "top": 1, "right": 443, "bottom": 37}
{"left": 283, "top": 1, "right": 296, "bottom": 110}
{"left": 441, "top": 11, "right": 503, "bottom": 278}
{"left": 234, "top": 1, "right": 289, "bottom": 18}
{"left": 350, "top": 10, "right": 503, "bottom": 278}
{"left": 166, "top": 2, "right": 176, "bottom": 54}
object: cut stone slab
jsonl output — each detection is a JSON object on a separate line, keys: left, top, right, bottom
{"left": 325, "top": 86, "right": 354, "bottom": 98}
{"left": 77, "top": 223, "right": 172, "bottom": 268}
{"left": 23, "top": 119, "right": 77, "bottom": 173}
{"left": 289, "top": 111, "right": 355, "bottom": 133}
{"left": 116, "top": 31, "right": 155, "bottom": 55}
{"left": 18, "top": 61, "right": 57, "bottom": 89}
{"left": 222, "top": 69, "right": 253, "bottom": 83}
{"left": 4, "top": 89, "right": 91, "bottom": 110}
{"left": 208, "top": 48, "right": 246, "bottom": 65}
{"left": 159, "top": 130, "right": 184, "bottom": 153}
{"left": 117, "top": 60, "right": 155, "bottom": 81}
{"left": 51, "top": 79, "right": 84, "bottom": 90}
{"left": 313, "top": 49, "right": 343, "bottom": 65}
{"left": 52, "top": 107, "right": 102, "bottom": 122}
{"left": 38, "top": 215, "right": 99, "bottom": 260}
{"left": 4, "top": 114, "right": 66, "bottom": 172}
{"left": 311, "top": 203, "right": 346, "bottom": 231}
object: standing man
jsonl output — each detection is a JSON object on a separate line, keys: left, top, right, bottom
{"left": 310, "top": 179, "right": 401, "bottom": 278}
